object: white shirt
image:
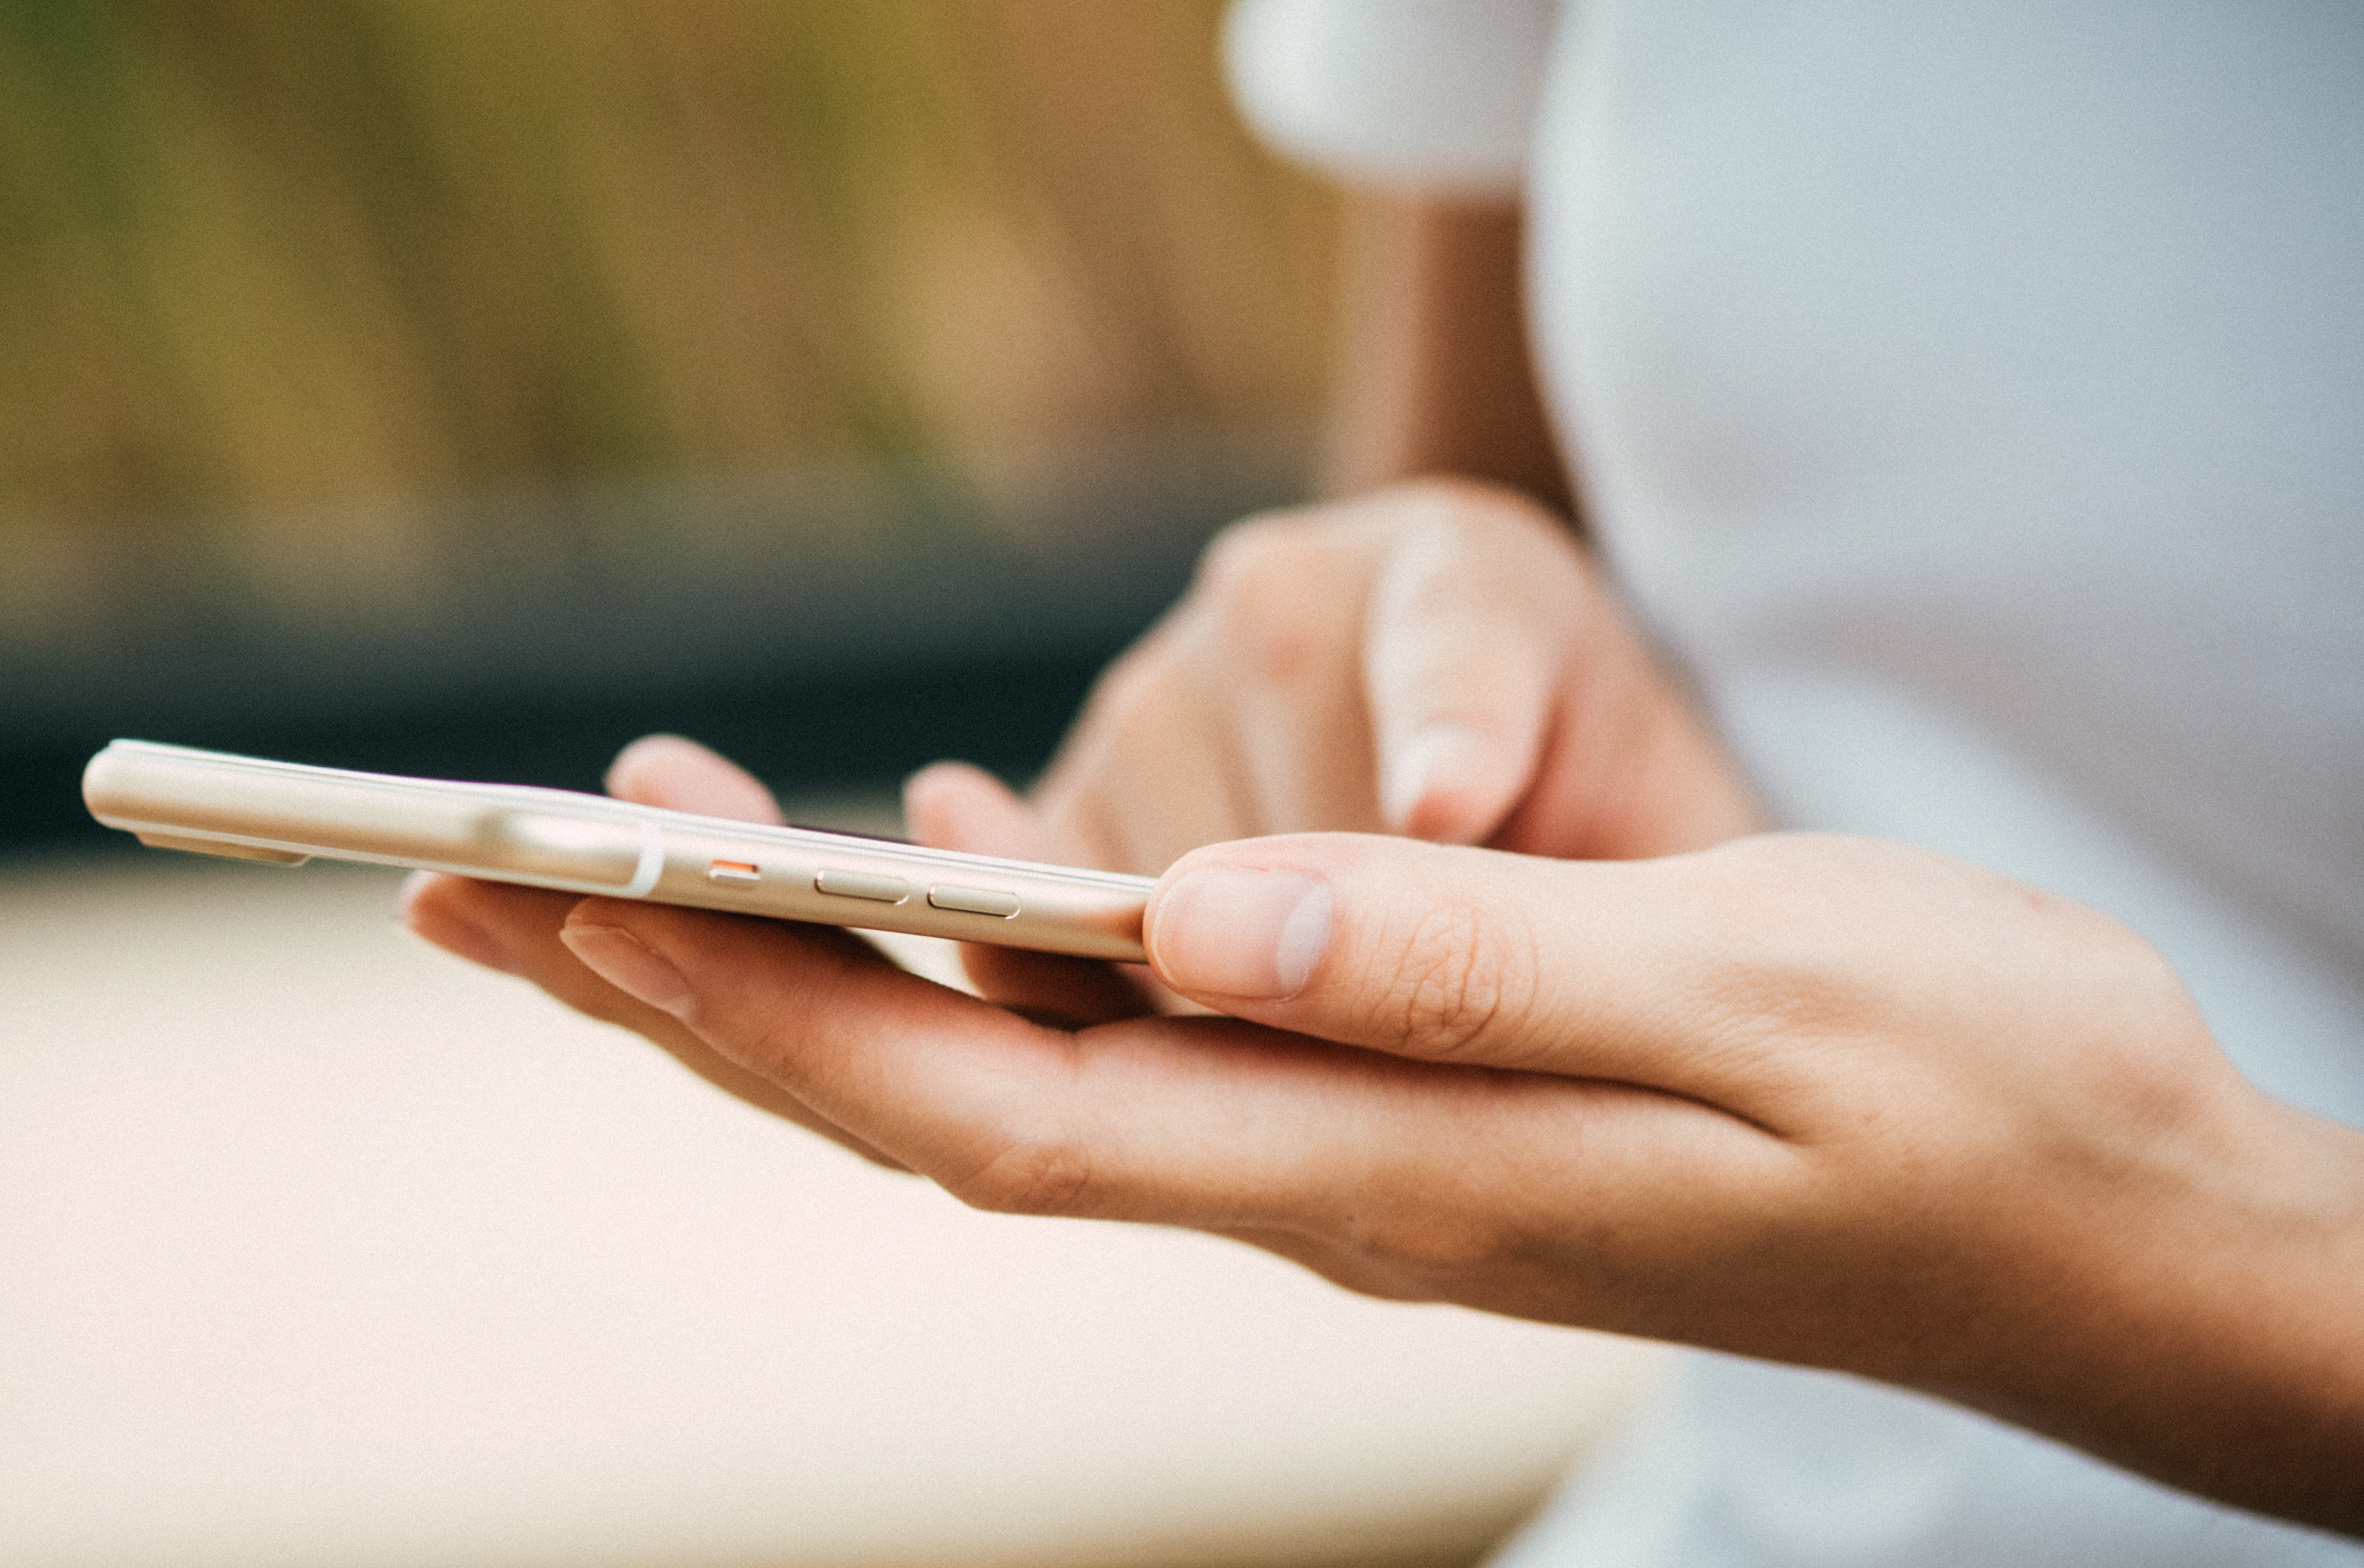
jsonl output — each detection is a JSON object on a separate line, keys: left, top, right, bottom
{"left": 1228, "top": 2, "right": 2364, "bottom": 1562}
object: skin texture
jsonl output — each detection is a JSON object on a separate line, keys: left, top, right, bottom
{"left": 402, "top": 199, "right": 2364, "bottom": 1533}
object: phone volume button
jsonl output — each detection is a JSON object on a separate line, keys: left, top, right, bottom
{"left": 814, "top": 868, "right": 910, "bottom": 904}
{"left": 927, "top": 884, "right": 1020, "bottom": 918}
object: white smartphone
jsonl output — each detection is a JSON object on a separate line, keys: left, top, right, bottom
{"left": 83, "top": 739, "right": 1153, "bottom": 961}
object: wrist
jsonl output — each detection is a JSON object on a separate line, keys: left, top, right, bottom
{"left": 1974, "top": 1088, "right": 2364, "bottom": 1533}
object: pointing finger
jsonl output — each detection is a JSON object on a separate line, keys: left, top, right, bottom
{"left": 1362, "top": 490, "right": 1580, "bottom": 845}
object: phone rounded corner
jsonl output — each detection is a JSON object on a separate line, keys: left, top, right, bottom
{"left": 80, "top": 740, "right": 148, "bottom": 827}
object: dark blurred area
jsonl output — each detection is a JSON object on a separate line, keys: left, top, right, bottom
{"left": 0, "top": 0, "right": 1337, "bottom": 849}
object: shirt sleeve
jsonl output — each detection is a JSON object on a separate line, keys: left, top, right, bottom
{"left": 1222, "top": 0, "right": 1558, "bottom": 199}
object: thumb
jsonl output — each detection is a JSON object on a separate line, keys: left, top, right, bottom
{"left": 1143, "top": 832, "right": 1731, "bottom": 1104}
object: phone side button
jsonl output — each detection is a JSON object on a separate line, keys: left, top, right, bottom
{"left": 927, "top": 884, "right": 1020, "bottom": 918}
{"left": 815, "top": 868, "right": 910, "bottom": 904}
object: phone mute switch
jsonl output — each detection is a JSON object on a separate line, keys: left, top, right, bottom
{"left": 707, "top": 859, "right": 761, "bottom": 885}
{"left": 928, "top": 885, "right": 1020, "bottom": 918}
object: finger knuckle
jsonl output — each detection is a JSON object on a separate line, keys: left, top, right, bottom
{"left": 1193, "top": 515, "right": 1351, "bottom": 684}
{"left": 1337, "top": 1197, "right": 1521, "bottom": 1295}
{"left": 1195, "top": 508, "right": 1309, "bottom": 585}
{"left": 1088, "top": 637, "right": 1158, "bottom": 706}
{"left": 2027, "top": 902, "right": 2219, "bottom": 1132}
{"left": 1073, "top": 651, "right": 1166, "bottom": 749}
{"left": 943, "top": 1127, "right": 1098, "bottom": 1218}
{"left": 1367, "top": 898, "right": 1535, "bottom": 1062}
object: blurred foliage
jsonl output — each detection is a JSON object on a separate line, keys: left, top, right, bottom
{"left": 0, "top": 0, "right": 1337, "bottom": 532}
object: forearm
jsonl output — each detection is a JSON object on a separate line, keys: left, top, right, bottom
{"left": 1322, "top": 194, "right": 1573, "bottom": 515}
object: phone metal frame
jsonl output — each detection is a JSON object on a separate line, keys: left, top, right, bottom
{"left": 83, "top": 740, "right": 1154, "bottom": 961}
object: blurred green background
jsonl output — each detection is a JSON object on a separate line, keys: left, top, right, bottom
{"left": 0, "top": 0, "right": 1338, "bottom": 846}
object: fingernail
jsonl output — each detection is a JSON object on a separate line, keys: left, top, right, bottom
{"left": 560, "top": 922, "right": 696, "bottom": 1016}
{"left": 1381, "top": 725, "right": 1487, "bottom": 830}
{"left": 1151, "top": 866, "right": 1331, "bottom": 1000}
{"left": 398, "top": 871, "right": 517, "bottom": 974}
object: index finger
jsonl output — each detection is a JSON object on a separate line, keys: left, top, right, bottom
{"left": 1362, "top": 490, "right": 1583, "bottom": 845}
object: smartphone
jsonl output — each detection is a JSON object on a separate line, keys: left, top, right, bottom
{"left": 83, "top": 739, "right": 1153, "bottom": 961}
